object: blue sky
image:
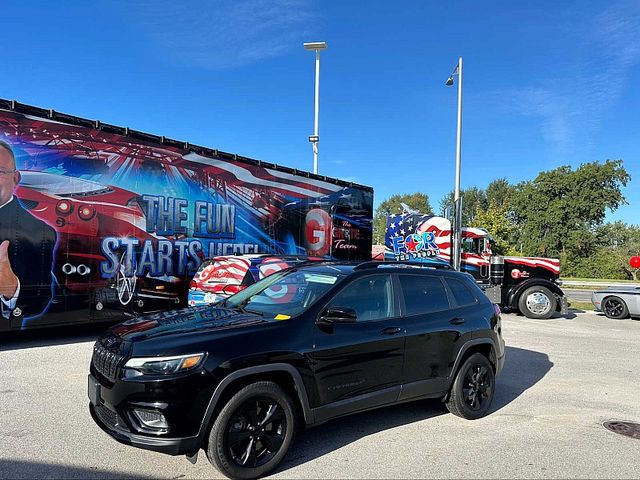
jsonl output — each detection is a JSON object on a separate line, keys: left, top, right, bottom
{"left": 1, "top": 0, "right": 638, "bottom": 222}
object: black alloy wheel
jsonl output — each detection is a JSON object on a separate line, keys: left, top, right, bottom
{"left": 602, "top": 296, "right": 629, "bottom": 319}
{"left": 226, "top": 398, "right": 287, "bottom": 468}
{"left": 462, "top": 364, "right": 492, "bottom": 412}
{"left": 207, "top": 381, "right": 296, "bottom": 480}
{"left": 445, "top": 353, "right": 495, "bottom": 420}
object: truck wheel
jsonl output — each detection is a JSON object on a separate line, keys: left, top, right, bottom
{"left": 602, "top": 296, "right": 629, "bottom": 319}
{"left": 518, "top": 286, "right": 556, "bottom": 319}
{"left": 206, "top": 381, "right": 296, "bottom": 480}
{"left": 446, "top": 353, "right": 495, "bottom": 420}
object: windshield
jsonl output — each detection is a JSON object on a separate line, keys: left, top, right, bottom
{"left": 19, "top": 171, "right": 111, "bottom": 196}
{"left": 224, "top": 269, "right": 344, "bottom": 316}
{"left": 462, "top": 237, "right": 490, "bottom": 255}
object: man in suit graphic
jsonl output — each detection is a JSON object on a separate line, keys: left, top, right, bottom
{"left": 0, "top": 140, "right": 57, "bottom": 327}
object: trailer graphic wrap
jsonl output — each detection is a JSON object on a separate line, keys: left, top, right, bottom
{"left": 0, "top": 106, "right": 372, "bottom": 329}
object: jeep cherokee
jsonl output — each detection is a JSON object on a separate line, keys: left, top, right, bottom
{"left": 88, "top": 261, "right": 505, "bottom": 479}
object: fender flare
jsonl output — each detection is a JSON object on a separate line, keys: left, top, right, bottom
{"left": 507, "top": 278, "right": 564, "bottom": 310}
{"left": 450, "top": 338, "right": 499, "bottom": 378}
{"left": 196, "top": 363, "right": 313, "bottom": 443}
{"left": 442, "top": 338, "right": 500, "bottom": 402}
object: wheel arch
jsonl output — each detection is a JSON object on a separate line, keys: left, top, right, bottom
{"left": 444, "top": 339, "right": 498, "bottom": 402}
{"left": 196, "top": 363, "right": 313, "bottom": 448}
{"left": 451, "top": 339, "right": 498, "bottom": 377}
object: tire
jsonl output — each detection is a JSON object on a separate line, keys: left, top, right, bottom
{"left": 601, "top": 296, "right": 629, "bottom": 319}
{"left": 518, "top": 286, "right": 556, "bottom": 319}
{"left": 446, "top": 353, "right": 495, "bottom": 420}
{"left": 206, "top": 381, "right": 296, "bottom": 480}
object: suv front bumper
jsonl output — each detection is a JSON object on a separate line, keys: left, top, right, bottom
{"left": 89, "top": 402, "right": 201, "bottom": 456}
{"left": 88, "top": 373, "right": 202, "bottom": 456}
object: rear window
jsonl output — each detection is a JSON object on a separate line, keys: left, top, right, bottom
{"left": 445, "top": 277, "right": 478, "bottom": 307}
{"left": 398, "top": 275, "right": 449, "bottom": 315}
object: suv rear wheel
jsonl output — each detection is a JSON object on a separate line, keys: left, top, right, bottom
{"left": 207, "top": 381, "right": 296, "bottom": 480}
{"left": 446, "top": 353, "right": 495, "bottom": 420}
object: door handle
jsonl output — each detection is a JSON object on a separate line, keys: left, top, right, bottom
{"left": 449, "top": 317, "right": 465, "bottom": 325}
{"left": 380, "top": 327, "right": 402, "bottom": 335}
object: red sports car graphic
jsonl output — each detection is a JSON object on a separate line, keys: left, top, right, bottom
{"left": 15, "top": 171, "right": 180, "bottom": 308}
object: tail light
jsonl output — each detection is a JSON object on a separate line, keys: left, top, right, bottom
{"left": 78, "top": 204, "right": 96, "bottom": 221}
{"left": 56, "top": 200, "right": 73, "bottom": 215}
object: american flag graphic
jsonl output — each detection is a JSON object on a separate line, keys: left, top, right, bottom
{"left": 385, "top": 214, "right": 449, "bottom": 263}
{"left": 385, "top": 214, "right": 561, "bottom": 275}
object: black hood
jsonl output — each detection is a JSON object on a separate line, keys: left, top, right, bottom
{"left": 108, "top": 306, "right": 273, "bottom": 343}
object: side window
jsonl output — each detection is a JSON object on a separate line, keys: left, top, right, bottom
{"left": 445, "top": 278, "right": 478, "bottom": 307}
{"left": 462, "top": 238, "right": 475, "bottom": 254}
{"left": 327, "top": 274, "right": 393, "bottom": 322}
{"left": 398, "top": 275, "right": 449, "bottom": 315}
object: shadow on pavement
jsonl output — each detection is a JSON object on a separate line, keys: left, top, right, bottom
{"left": 503, "top": 309, "right": 577, "bottom": 320}
{"left": 0, "top": 322, "right": 112, "bottom": 351}
{"left": 492, "top": 345, "right": 553, "bottom": 412}
{"left": 0, "top": 459, "right": 155, "bottom": 479}
{"left": 279, "top": 345, "right": 552, "bottom": 474}
{"left": 279, "top": 397, "right": 446, "bottom": 474}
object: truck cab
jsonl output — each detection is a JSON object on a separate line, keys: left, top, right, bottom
{"left": 383, "top": 214, "right": 568, "bottom": 319}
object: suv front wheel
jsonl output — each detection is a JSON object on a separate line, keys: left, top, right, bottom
{"left": 207, "top": 381, "right": 296, "bottom": 480}
{"left": 446, "top": 353, "right": 495, "bottom": 420}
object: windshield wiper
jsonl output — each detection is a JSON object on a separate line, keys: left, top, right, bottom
{"left": 229, "top": 298, "right": 263, "bottom": 316}
{"left": 217, "top": 298, "right": 228, "bottom": 308}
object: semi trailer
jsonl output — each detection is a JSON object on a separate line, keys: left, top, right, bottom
{"left": 0, "top": 99, "right": 373, "bottom": 331}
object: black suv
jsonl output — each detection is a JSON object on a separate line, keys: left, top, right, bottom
{"left": 88, "top": 261, "right": 505, "bottom": 479}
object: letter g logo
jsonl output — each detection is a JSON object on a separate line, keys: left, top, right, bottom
{"left": 305, "top": 209, "right": 332, "bottom": 256}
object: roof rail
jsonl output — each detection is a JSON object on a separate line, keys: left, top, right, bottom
{"left": 354, "top": 260, "right": 453, "bottom": 271}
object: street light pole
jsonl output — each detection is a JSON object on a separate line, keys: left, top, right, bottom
{"left": 304, "top": 41, "right": 327, "bottom": 175}
{"left": 446, "top": 57, "right": 463, "bottom": 271}
{"left": 313, "top": 48, "right": 320, "bottom": 174}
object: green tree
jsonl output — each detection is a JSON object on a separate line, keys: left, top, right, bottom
{"left": 593, "top": 222, "right": 640, "bottom": 280}
{"left": 373, "top": 193, "right": 433, "bottom": 244}
{"left": 486, "top": 178, "right": 516, "bottom": 208}
{"left": 473, "top": 201, "right": 518, "bottom": 255}
{"left": 438, "top": 187, "right": 487, "bottom": 225}
{"left": 510, "top": 160, "right": 630, "bottom": 258}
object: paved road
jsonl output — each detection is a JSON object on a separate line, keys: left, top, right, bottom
{"left": 1, "top": 312, "right": 639, "bottom": 479}
{"left": 564, "top": 289, "right": 595, "bottom": 303}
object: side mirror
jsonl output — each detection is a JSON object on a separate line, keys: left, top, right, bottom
{"left": 319, "top": 307, "right": 357, "bottom": 324}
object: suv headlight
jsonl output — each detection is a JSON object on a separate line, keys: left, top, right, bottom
{"left": 124, "top": 353, "right": 206, "bottom": 376}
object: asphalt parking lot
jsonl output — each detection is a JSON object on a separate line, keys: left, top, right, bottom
{"left": 1, "top": 311, "right": 639, "bottom": 479}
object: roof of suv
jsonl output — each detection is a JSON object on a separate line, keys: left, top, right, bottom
{"left": 291, "top": 260, "right": 464, "bottom": 277}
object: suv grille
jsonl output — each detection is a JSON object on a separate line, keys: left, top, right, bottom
{"left": 92, "top": 343, "right": 124, "bottom": 382}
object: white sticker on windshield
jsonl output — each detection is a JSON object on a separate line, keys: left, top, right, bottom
{"left": 304, "top": 274, "right": 338, "bottom": 284}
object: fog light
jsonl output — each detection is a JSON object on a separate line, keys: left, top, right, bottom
{"left": 132, "top": 409, "right": 169, "bottom": 432}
